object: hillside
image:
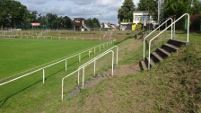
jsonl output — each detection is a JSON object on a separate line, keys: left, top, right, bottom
{"left": 60, "top": 39, "right": 201, "bottom": 112}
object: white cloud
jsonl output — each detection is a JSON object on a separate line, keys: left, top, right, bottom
{"left": 26, "top": 0, "right": 51, "bottom": 5}
{"left": 16, "top": 0, "right": 140, "bottom": 24}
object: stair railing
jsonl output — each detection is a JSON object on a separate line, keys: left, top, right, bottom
{"left": 148, "top": 13, "right": 190, "bottom": 69}
{"left": 143, "top": 17, "right": 173, "bottom": 58}
{"left": 82, "top": 21, "right": 90, "bottom": 31}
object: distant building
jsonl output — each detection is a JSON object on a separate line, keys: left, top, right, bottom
{"left": 73, "top": 18, "right": 90, "bottom": 31}
{"left": 119, "top": 11, "right": 157, "bottom": 31}
{"left": 101, "top": 23, "right": 110, "bottom": 29}
{"left": 101, "top": 23, "right": 116, "bottom": 30}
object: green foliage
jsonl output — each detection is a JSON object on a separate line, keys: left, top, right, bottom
{"left": 118, "top": 0, "right": 135, "bottom": 22}
{"left": 163, "top": 0, "right": 201, "bottom": 30}
{"left": 0, "top": 0, "right": 73, "bottom": 30}
{"left": 164, "top": 0, "right": 201, "bottom": 18}
{"left": 84, "top": 18, "right": 100, "bottom": 28}
{"left": 0, "top": 0, "right": 28, "bottom": 28}
{"left": 137, "top": 0, "right": 158, "bottom": 20}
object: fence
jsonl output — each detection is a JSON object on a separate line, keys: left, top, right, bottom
{"left": 61, "top": 46, "right": 118, "bottom": 100}
{"left": 0, "top": 35, "right": 103, "bottom": 41}
{"left": 0, "top": 40, "right": 115, "bottom": 87}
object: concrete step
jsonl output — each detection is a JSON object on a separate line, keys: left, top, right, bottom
{"left": 139, "top": 39, "right": 186, "bottom": 71}
{"left": 167, "top": 39, "right": 186, "bottom": 47}
{"left": 157, "top": 48, "right": 171, "bottom": 56}
{"left": 145, "top": 57, "right": 156, "bottom": 67}
{"left": 152, "top": 52, "right": 164, "bottom": 62}
{"left": 164, "top": 43, "right": 179, "bottom": 50}
{"left": 139, "top": 60, "right": 147, "bottom": 70}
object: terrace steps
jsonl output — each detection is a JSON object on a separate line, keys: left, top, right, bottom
{"left": 139, "top": 39, "right": 187, "bottom": 71}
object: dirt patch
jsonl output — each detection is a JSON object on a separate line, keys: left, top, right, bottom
{"left": 114, "top": 64, "right": 140, "bottom": 76}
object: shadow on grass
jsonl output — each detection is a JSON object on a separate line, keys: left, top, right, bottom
{"left": 0, "top": 60, "right": 81, "bottom": 108}
{"left": 0, "top": 47, "right": 113, "bottom": 108}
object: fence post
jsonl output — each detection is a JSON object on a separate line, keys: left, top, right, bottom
{"left": 65, "top": 60, "right": 67, "bottom": 71}
{"left": 43, "top": 69, "right": 45, "bottom": 84}
{"left": 94, "top": 48, "right": 96, "bottom": 54}
{"left": 82, "top": 67, "right": 85, "bottom": 89}
{"left": 79, "top": 54, "right": 81, "bottom": 62}
{"left": 62, "top": 79, "right": 64, "bottom": 100}
{"left": 94, "top": 60, "right": 96, "bottom": 76}
{"left": 111, "top": 52, "right": 114, "bottom": 76}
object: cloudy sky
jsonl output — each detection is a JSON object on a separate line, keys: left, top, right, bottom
{"left": 16, "top": 0, "right": 139, "bottom": 24}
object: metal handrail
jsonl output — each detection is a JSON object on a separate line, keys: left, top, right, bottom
{"left": 61, "top": 47, "right": 118, "bottom": 100}
{"left": 0, "top": 40, "right": 115, "bottom": 86}
{"left": 143, "top": 18, "right": 173, "bottom": 58}
{"left": 79, "top": 50, "right": 114, "bottom": 89}
{"left": 77, "top": 46, "right": 118, "bottom": 86}
{"left": 148, "top": 13, "right": 190, "bottom": 69}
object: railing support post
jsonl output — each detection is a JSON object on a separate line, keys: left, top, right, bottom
{"left": 65, "top": 60, "right": 67, "bottom": 71}
{"left": 82, "top": 67, "right": 85, "bottom": 89}
{"left": 94, "top": 60, "right": 96, "bottom": 76}
{"left": 43, "top": 69, "right": 45, "bottom": 84}
{"left": 79, "top": 54, "right": 81, "bottom": 62}
{"left": 111, "top": 52, "right": 114, "bottom": 76}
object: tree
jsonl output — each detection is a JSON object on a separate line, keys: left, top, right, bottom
{"left": 118, "top": 0, "right": 135, "bottom": 22}
{"left": 62, "top": 16, "right": 73, "bottom": 28}
{"left": 138, "top": 0, "right": 158, "bottom": 20}
{"left": 163, "top": 0, "right": 201, "bottom": 29}
{"left": 85, "top": 18, "right": 100, "bottom": 28}
{"left": 0, "top": 0, "right": 28, "bottom": 29}
{"left": 163, "top": 0, "right": 190, "bottom": 19}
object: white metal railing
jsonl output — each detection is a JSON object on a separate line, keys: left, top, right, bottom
{"left": 148, "top": 13, "right": 190, "bottom": 69}
{"left": 143, "top": 17, "right": 173, "bottom": 58}
{"left": 61, "top": 46, "right": 118, "bottom": 100}
{"left": 0, "top": 40, "right": 115, "bottom": 86}
{"left": 77, "top": 46, "right": 118, "bottom": 86}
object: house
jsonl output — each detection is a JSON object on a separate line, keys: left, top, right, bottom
{"left": 119, "top": 11, "right": 157, "bottom": 31}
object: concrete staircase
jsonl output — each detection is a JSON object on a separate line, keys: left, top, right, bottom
{"left": 139, "top": 39, "right": 186, "bottom": 70}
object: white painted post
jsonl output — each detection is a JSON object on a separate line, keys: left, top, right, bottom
{"left": 111, "top": 51, "right": 114, "bottom": 76}
{"left": 79, "top": 54, "right": 81, "bottom": 62}
{"left": 65, "top": 60, "right": 67, "bottom": 71}
{"left": 43, "top": 69, "right": 45, "bottom": 84}
{"left": 94, "top": 48, "right": 96, "bottom": 54}
{"left": 77, "top": 70, "right": 80, "bottom": 85}
{"left": 116, "top": 46, "right": 119, "bottom": 65}
{"left": 82, "top": 67, "right": 85, "bottom": 88}
{"left": 94, "top": 60, "right": 96, "bottom": 76}
{"left": 62, "top": 80, "right": 64, "bottom": 100}
{"left": 187, "top": 14, "right": 190, "bottom": 43}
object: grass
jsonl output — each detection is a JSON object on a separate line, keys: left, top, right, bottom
{"left": 56, "top": 31, "right": 201, "bottom": 112}
{"left": 0, "top": 30, "right": 121, "bottom": 113}
{"left": 0, "top": 38, "right": 102, "bottom": 81}
{"left": 0, "top": 29, "right": 200, "bottom": 112}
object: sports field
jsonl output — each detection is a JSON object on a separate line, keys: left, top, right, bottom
{"left": 0, "top": 33, "right": 117, "bottom": 112}
{"left": 0, "top": 38, "right": 102, "bottom": 81}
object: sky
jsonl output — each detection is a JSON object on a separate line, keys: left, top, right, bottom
{"left": 15, "top": 0, "right": 140, "bottom": 24}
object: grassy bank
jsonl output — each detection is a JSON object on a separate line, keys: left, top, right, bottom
{"left": 57, "top": 31, "right": 201, "bottom": 112}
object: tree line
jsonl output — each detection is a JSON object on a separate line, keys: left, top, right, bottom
{"left": 0, "top": 0, "right": 100, "bottom": 30}
{"left": 118, "top": 0, "right": 201, "bottom": 30}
